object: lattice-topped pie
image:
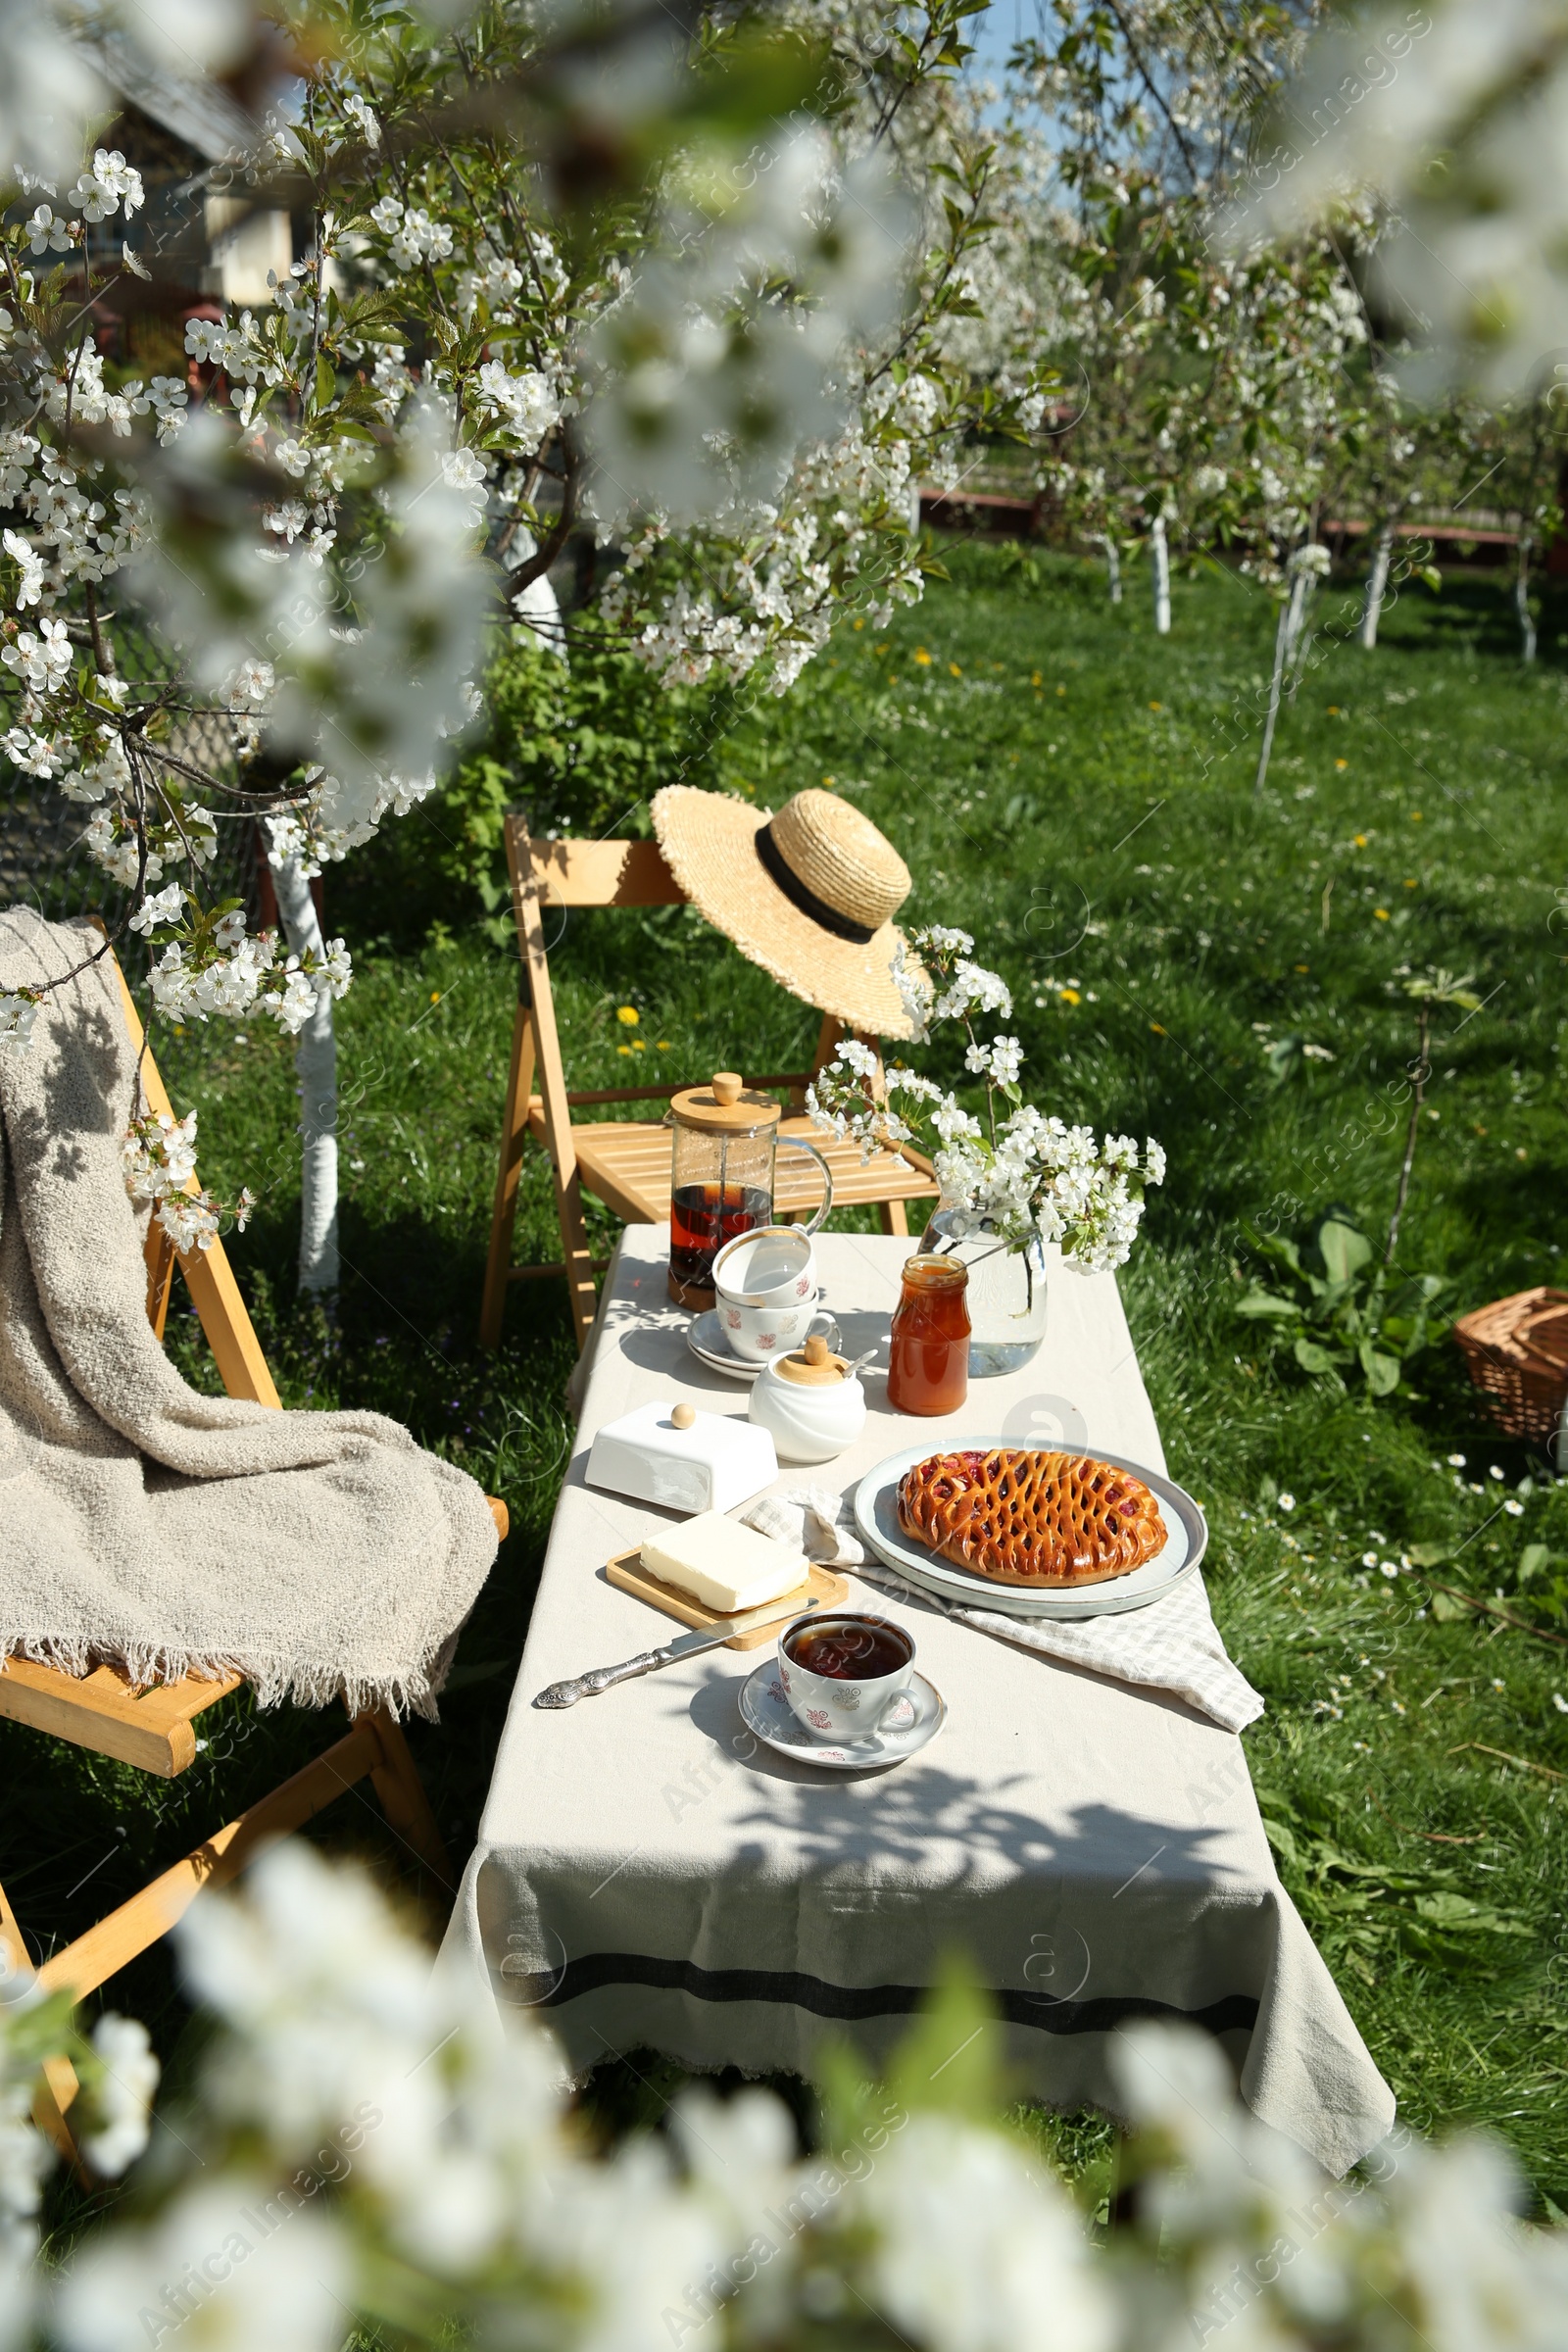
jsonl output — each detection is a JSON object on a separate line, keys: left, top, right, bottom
{"left": 896, "top": 1447, "right": 1165, "bottom": 1587}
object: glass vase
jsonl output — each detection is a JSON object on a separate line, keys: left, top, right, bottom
{"left": 916, "top": 1208, "right": 1048, "bottom": 1376}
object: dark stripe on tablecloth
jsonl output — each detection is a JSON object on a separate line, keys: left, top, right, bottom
{"left": 509, "top": 1951, "right": 1258, "bottom": 2037}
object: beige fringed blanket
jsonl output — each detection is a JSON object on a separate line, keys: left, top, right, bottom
{"left": 0, "top": 910, "right": 498, "bottom": 1718}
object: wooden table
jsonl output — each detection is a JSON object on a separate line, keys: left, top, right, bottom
{"left": 444, "top": 1229, "right": 1395, "bottom": 2175}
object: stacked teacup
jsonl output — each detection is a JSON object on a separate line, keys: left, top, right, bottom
{"left": 710, "top": 1226, "right": 839, "bottom": 1363}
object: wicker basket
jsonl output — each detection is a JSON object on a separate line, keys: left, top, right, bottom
{"left": 1452, "top": 1288, "right": 1568, "bottom": 1443}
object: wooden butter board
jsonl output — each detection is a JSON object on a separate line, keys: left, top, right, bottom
{"left": 604, "top": 1546, "right": 851, "bottom": 1649}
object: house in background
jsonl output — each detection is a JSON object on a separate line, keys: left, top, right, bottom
{"left": 77, "top": 30, "right": 299, "bottom": 369}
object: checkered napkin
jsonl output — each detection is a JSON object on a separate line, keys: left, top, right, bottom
{"left": 741, "top": 1488, "right": 1261, "bottom": 1733}
{"left": 854, "top": 1554, "right": 1263, "bottom": 1734}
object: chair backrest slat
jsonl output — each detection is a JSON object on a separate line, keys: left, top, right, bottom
{"left": 520, "top": 831, "right": 685, "bottom": 908}
{"left": 110, "top": 953, "right": 282, "bottom": 1410}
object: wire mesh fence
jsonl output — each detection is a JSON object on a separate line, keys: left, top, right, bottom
{"left": 0, "top": 612, "right": 267, "bottom": 937}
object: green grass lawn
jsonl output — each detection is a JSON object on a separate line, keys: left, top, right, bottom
{"left": 13, "top": 539, "right": 1568, "bottom": 2214}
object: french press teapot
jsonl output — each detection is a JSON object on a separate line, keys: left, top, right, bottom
{"left": 666, "top": 1072, "right": 834, "bottom": 1309}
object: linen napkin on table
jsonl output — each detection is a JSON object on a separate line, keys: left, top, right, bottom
{"left": 742, "top": 1486, "right": 865, "bottom": 1566}
{"left": 743, "top": 1488, "right": 1261, "bottom": 1735}
{"left": 855, "top": 1554, "right": 1262, "bottom": 1734}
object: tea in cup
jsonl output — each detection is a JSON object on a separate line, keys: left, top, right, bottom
{"left": 777, "top": 1613, "right": 916, "bottom": 1742}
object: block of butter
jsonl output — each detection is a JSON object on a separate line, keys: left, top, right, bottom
{"left": 641, "top": 1512, "right": 809, "bottom": 1616}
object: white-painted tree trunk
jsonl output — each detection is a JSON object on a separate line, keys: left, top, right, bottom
{"left": 1285, "top": 567, "right": 1317, "bottom": 704}
{"left": 1098, "top": 533, "right": 1122, "bottom": 604}
{"left": 1516, "top": 536, "right": 1538, "bottom": 662}
{"left": 271, "top": 854, "right": 339, "bottom": 1298}
{"left": 1359, "top": 524, "right": 1394, "bottom": 649}
{"left": 508, "top": 524, "right": 567, "bottom": 660}
{"left": 1150, "top": 514, "right": 1170, "bottom": 634}
{"left": 1254, "top": 592, "right": 1294, "bottom": 797}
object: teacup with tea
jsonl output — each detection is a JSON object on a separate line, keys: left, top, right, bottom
{"left": 777, "top": 1612, "right": 916, "bottom": 1742}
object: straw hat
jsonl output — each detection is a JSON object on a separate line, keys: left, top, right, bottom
{"left": 652, "top": 785, "right": 916, "bottom": 1040}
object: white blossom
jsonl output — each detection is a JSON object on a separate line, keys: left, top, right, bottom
{"left": 0, "top": 991, "right": 39, "bottom": 1049}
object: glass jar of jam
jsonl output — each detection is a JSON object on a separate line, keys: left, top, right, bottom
{"left": 886, "top": 1255, "right": 970, "bottom": 1416}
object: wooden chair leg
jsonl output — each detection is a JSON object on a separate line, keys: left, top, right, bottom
{"left": 0, "top": 1875, "right": 25, "bottom": 1977}
{"left": 35, "top": 1719, "right": 385, "bottom": 2006}
{"left": 480, "top": 999, "right": 537, "bottom": 1349}
{"left": 878, "top": 1199, "right": 910, "bottom": 1238}
{"left": 359, "top": 1709, "right": 453, "bottom": 1887}
{"left": 554, "top": 1165, "right": 602, "bottom": 1356}
{"left": 31, "top": 2055, "right": 85, "bottom": 2172}
{"left": 143, "top": 1219, "right": 177, "bottom": 1340}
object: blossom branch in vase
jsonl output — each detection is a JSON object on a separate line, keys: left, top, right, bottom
{"left": 807, "top": 927, "right": 1165, "bottom": 1278}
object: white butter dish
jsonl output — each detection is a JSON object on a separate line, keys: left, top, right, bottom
{"left": 585, "top": 1399, "right": 778, "bottom": 1515}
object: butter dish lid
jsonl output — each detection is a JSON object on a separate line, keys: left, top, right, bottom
{"left": 592, "top": 1398, "right": 774, "bottom": 1452}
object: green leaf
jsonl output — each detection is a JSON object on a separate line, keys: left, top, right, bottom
{"left": 1517, "top": 1544, "right": 1551, "bottom": 1588}
{"left": 885, "top": 1960, "right": 1003, "bottom": 2118}
{"left": 1293, "top": 1337, "right": 1343, "bottom": 1378}
{"left": 1359, "top": 1342, "right": 1401, "bottom": 1396}
{"left": 1430, "top": 1591, "right": 1469, "bottom": 1621}
{"left": 1318, "top": 1219, "right": 1372, "bottom": 1286}
{"left": 1234, "top": 1289, "right": 1302, "bottom": 1322}
{"left": 1408, "top": 1541, "right": 1450, "bottom": 1567}
{"left": 1412, "top": 1892, "right": 1533, "bottom": 1936}
{"left": 1260, "top": 1814, "right": 1298, "bottom": 1869}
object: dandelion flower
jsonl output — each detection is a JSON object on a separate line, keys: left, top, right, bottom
{"left": 616, "top": 1005, "right": 640, "bottom": 1026}
{"left": 914, "top": 648, "right": 932, "bottom": 666}
{"left": 1374, "top": 907, "right": 1390, "bottom": 920}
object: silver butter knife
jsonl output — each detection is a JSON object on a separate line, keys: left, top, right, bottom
{"left": 534, "top": 1593, "right": 821, "bottom": 1709}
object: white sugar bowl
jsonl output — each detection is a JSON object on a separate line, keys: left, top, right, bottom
{"left": 748, "top": 1334, "right": 866, "bottom": 1464}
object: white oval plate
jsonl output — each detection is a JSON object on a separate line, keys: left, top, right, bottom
{"left": 738, "top": 1658, "right": 946, "bottom": 1771}
{"left": 853, "top": 1442, "right": 1207, "bottom": 1620}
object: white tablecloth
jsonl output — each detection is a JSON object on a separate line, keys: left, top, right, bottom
{"left": 443, "top": 1227, "right": 1395, "bottom": 2175}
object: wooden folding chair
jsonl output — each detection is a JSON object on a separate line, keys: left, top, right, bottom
{"left": 479, "top": 815, "right": 941, "bottom": 1352}
{"left": 0, "top": 955, "right": 508, "bottom": 2159}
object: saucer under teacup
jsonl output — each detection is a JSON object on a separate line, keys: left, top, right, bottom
{"left": 737, "top": 1659, "right": 945, "bottom": 1771}
{"left": 687, "top": 1304, "right": 839, "bottom": 1382}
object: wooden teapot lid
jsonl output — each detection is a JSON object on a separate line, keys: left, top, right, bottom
{"left": 775, "top": 1333, "right": 849, "bottom": 1387}
{"left": 667, "top": 1071, "right": 782, "bottom": 1134}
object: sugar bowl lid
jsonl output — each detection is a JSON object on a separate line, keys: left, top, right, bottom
{"left": 668, "top": 1071, "right": 782, "bottom": 1134}
{"left": 774, "top": 1333, "right": 850, "bottom": 1387}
